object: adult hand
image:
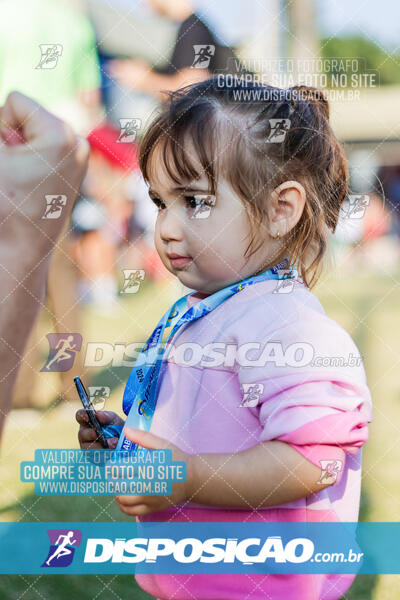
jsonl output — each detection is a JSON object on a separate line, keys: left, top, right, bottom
{"left": 0, "top": 91, "right": 89, "bottom": 247}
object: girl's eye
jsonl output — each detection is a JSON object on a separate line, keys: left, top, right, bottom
{"left": 150, "top": 196, "right": 166, "bottom": 211}
{"left": 185, "top": 196, "right": 201, "bottom": 209}
{"left": 184, "top": 194, "right": 216, "bottom": 217}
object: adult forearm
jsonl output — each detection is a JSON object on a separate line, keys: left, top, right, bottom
{"left": 0, "top": 238, "right": 52, "bottom": 436}
{"left": 0, "top": 190, "right": 73, "bottom": 439}
{"left": 188, "top": 440, "right": 330, "bottom": 509}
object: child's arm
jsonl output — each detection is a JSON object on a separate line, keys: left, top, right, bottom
{"left": 187, "top": 439, "right": 332, "bottom": 508}
{"left": 115, "top": 427, "right": 333, "bottom": 517}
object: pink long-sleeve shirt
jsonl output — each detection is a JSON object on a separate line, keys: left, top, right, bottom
{"left": 134, "top": 276, "right": 373, "bottom": 600}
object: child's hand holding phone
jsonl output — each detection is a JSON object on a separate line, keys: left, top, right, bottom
{"left": 74, "top": 376, "right": 124, "bottom": 449}
{"left": 76, "top": 409, "right": 124, "bottom": 449}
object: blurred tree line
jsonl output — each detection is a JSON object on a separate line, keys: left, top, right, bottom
{"left": 321, "top": 35, "right": 400, "bottom": 85}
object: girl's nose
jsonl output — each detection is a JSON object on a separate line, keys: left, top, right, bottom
{"left": 159, "top": 209, "right": 183, "bottom": 242}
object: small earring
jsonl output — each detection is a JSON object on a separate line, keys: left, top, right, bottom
{"left": 274, "top": 231, "right": 280, "bottom": 240}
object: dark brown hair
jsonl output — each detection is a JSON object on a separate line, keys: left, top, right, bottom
{"left": 139, "top": 76, "right": 349, "bottom": 288}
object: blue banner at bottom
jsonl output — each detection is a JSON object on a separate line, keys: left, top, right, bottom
{"left": 0, "top": 522, "right": 398, "bottom": 574}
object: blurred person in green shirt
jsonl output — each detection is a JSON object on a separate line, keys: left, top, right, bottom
{"left": 0, "top": 0, "right": 102, "bottom": 134}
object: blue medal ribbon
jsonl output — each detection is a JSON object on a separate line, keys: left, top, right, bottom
{"left": 116, "top": 257, "right": 299, "bottom": 452}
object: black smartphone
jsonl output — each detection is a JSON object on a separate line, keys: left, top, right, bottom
{"left": 74, "top": 376, "right": 109, "bottom": 449}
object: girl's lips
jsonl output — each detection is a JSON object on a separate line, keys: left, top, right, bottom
{"left": 170, "top": 256, "right": 192, "bottom": 268}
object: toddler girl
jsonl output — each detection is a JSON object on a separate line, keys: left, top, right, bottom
{"left": 77, "top": 77, "right": 373, "bottom": 599}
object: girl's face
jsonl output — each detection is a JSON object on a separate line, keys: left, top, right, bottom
{"left": 147, "top": 141, "right": 282, "bottom": 294}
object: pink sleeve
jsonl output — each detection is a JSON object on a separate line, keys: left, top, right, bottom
{"left": 253, "top": 379, "right": 372, "bottom": 486}
{"left": 276, "top": 410, "right": 370, "bottom": 485}
{"left": 283, "top": 442, "right": 346, "bottom": 480}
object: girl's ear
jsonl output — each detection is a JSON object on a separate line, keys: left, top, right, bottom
{"left": 268, "top": 180, "right": 306, "bottom": 237}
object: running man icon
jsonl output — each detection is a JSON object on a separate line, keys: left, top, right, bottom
{"left": 192, "top": 44, "right": 215, "bottom": 68}
{"left": 45, "top": 335, "right": 76, "bottom": 371}
{"left": 42, "top": 194, "right": 67, "bottom": 219}
{"left": 42, "top": 529, "right": 82, "bottom": 568}
{"left": 46, "top": 531, "right": 76, "bottom": 566}
{"left": 41, "top": 333, "right": 82, "bottom": 372}
{"left": 120, "top": 269, "right": 145, "bottom": 293}
{"left": 266, "top": 119, "right": 291, "bottom": 143}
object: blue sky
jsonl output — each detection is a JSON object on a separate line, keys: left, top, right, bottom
{"left": 316, "top": 0, "right": 400, "bottom": 50}
{"left": 105, "top": 0, "right": 400, "bottom": 51}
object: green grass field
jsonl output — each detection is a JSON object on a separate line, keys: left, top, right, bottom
{"left": 1, "top": 268, "right": 400, "bottom": 599}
